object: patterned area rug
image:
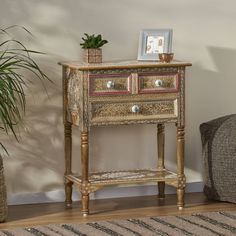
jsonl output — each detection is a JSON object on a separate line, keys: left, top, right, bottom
{"left": 0, "top": 211, "right": 236, "bottom": 236}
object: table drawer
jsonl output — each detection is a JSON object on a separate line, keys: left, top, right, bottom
{"left": 90, "top": 99, "right": 178, "bottom": 123}
{"left": 138, "top": 72, "right": 179, "bottom": 94}
{"left": 89, "top": 73, "right": 132, "bottom": 96}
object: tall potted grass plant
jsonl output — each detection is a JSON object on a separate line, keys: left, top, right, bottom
{"left": 0, "top": 25, "right": 49, "bottom": 222}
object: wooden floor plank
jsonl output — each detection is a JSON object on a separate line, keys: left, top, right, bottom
{"left": 0, "top": 192, "right": 235, "bottom": 229}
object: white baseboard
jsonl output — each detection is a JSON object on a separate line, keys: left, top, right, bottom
{"left": 8, "top": 182, "right": 204, "bottom": 205}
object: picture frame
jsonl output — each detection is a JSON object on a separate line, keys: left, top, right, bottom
{"left": 137, "top": 29, "right": 173, "bottom": 61}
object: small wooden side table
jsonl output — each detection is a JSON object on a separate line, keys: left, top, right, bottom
{"left": 59, "top": 60, "right": 192, "bottom": 216}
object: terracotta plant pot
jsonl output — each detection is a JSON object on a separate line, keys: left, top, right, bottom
{"left": 0, "top": 156, "right": 7, "bottom": 222}
{"left": 83, "top": 49, "right": 102, "bottom": 63}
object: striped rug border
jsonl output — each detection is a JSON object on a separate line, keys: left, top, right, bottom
{"left": 0, "top": 211, "right": 235, "bottom": 236}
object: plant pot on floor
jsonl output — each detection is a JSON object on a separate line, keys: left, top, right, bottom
{"left": 83, "top": 48, "right": 102, "bottom": 63}
{"left": 0, "top": 155, "right": 7, "bottom": 222}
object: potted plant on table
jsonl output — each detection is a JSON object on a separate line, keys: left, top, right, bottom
{"left": 80, "top": 33, "right": 108, "bottom": 63}
{"left": 0, "top": 26, "right": 48, "bottom": 222}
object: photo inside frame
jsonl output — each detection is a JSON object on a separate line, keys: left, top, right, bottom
{"left": 146, "top": 36, "right": 165, "bottom": 54}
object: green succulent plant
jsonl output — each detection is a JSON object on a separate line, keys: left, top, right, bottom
{"left": 80, "top": 33, "right": 108, "bottom": 49}
{"left": 0, "top": 25, "right": 49, "bottom": 154}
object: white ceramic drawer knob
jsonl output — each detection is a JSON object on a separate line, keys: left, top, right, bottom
{"left": 131, "top": 105, "right": 140, "bottom": 113}
{"left": 106, "top": 80, "right": 115, "bottom": 89}
{"left": 155, "top": 79, "right": 163, "bottom": 87}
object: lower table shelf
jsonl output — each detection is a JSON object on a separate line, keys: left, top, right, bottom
{"left": 65, "top": 169, "right": 178, "bottom": 189}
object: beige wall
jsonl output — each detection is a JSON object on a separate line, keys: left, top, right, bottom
{"left": 1, "top": 0, "right": 236, "bottom": 199}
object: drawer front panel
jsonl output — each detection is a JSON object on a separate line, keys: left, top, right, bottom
{"left": 138, "top": 72, "right": 179, "bottom": 94}
{"left": 90, "top": 99, "right": 177, "bottom": 123}
{"left": 89, "top": 74, "right": 132, "bottom": 96}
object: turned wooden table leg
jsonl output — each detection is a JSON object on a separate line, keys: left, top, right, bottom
{"left": 62, "top": 66, "right": 73, "bottom": 208}
{"left": 176, "top": 126, "right": 186, "bottom": 210}
{"left": 64, "top": 124, "right": 73, "bottom": 207}
{"left": 81, "top": 131, "right": 89, "bottom": 216}
{"left": 157, "top": 124, "right": 165, "bottom": 199}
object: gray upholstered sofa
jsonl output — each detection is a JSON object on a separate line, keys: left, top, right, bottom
{"left": 200, "top": 114, "right": 236, "bottom": 203}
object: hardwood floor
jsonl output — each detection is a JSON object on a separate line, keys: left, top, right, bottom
{"left": 0, "top": 192, "right": 236, "bottom": 229}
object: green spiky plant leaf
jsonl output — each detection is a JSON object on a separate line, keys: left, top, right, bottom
{"left": 80, "top": 33, "right": 108, "bottom": 49}
{"left": 0, "top": 25, "right": 49, "bottom": 154}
